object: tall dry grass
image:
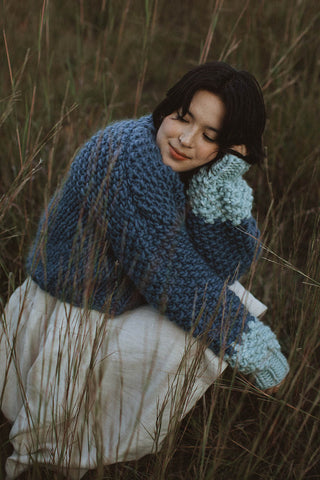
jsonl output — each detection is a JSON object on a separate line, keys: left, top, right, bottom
{"left": 0, "top": 0, "right": 319, "bottom": 478}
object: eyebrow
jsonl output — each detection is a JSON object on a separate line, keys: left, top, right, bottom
{"left": 185, "top": 108, "right": 220, "bottom": 133}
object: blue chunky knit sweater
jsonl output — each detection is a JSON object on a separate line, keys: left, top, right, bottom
{"left": 27, "top": 114, "right": 289, "bottom": 389}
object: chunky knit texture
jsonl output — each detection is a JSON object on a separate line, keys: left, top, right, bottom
{"left": 188, "top": 155, "right": 253, "bottom": 225}
{"left": 27, "top": 115, "right": 288, "bottom": 389}
{"left": 186, "top": 214, "right": 260, "bottom": 280}
{"left": 224, "top": 319, "right": 290, "bottom": 389}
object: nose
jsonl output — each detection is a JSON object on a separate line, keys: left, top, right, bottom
{"left": 179, "top": 127, "right": 194, "bottom": 147}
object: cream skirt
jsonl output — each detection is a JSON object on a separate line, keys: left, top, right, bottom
{"left": 0, "top": 278, "right": 266, "bottom": 479}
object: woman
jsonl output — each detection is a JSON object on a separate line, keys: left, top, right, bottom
{"left": 0, "top": 61, "right": 289, "bottom": 478}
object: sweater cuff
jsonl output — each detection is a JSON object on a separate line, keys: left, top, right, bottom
{"left": 202, "top": 154, "right": 250, "bottom": 178}
{"left": 224, "top": 319, "right": 289, "bottom": 390}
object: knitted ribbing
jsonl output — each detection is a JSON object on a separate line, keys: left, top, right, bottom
{"left": 187, "top": 155, "right": 253, "bottom": 226}
{"left": 225, "top": 319, "right": 289, "bottom": 390}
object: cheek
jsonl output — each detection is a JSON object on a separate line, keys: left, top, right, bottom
{"left": 160, "top": 118, "right": 180, "bottom": 139}
{"left": 156, "top": 123, "right": 166, "bottom": 148}
{"left": 198, "top": 144, "right": 219, "bottom": 162}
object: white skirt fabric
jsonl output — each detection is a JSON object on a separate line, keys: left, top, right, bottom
{"left": 0, "top": 278, "right": 266, "bottom": 479}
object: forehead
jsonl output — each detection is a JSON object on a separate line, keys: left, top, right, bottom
{"left": 186, "top": 90, "right": 225, "bottom": 129}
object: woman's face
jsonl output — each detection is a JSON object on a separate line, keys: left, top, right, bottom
{"left": 156, "top": 90, "right": 225, "bottom": 172}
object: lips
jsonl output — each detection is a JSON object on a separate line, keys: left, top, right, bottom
{"left": 169, "top": 144, "right": 190, "bottom": 161}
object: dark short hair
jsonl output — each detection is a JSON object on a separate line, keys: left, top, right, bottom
{"left": 153, "top": 61, "right": 266, "bottom": 167}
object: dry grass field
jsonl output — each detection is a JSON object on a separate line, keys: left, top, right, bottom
{"left": 0, "top": 1, "right": 319, "bottom": 478}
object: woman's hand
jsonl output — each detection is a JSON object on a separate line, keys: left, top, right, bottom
{"left": 224, "top": 318, "right": 290, "bottom": 393}
{"left": 187, "top": 152, "right": 253, "bottom": 226}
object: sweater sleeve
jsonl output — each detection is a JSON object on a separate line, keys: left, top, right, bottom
{"left": 186, "top": 213, "right": 260, "bottom": 281}
{"left": 186, "top": 154, "right": 261, "bottom": 281}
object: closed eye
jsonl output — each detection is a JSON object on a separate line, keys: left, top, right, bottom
{"left": 203, "top": 133, "right": 216, "bottom": 143}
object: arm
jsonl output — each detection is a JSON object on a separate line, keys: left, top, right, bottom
{"left": 186, "top": 154, "right": 261, "bottom": 280}
{"left": 186, "top": 212, "right": 260, "bottom": 280}
{"left": 187, "top": 154, "right": 288, "bottom": 389}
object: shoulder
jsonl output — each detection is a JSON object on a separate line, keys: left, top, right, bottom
{"left": 69, "top": 115, "right": 156, "bottom": 178}
{"left": 112, "top": 114, "right": 161, "bottom": 162}
{"left": 105, "top": 115, "right": 180, "bottom": 187}
{"left": 79, "top": 115, "right": 155, "bottom": 156}
{"left": 69, "top": 114, "right": 184, "bottom": 202}
{"left": 105, "top": 114, "right": 156, "bottom": 147}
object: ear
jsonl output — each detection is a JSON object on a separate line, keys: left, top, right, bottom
{"left": 231, "top": 144, "right": 247, "bottom": 156}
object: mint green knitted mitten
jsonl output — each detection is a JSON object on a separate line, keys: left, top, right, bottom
{"left": 187, "top": 154, "right": 253, "bottom": 226}
{"left": 225, "top": 319, "right": 290, "bottom": 390}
